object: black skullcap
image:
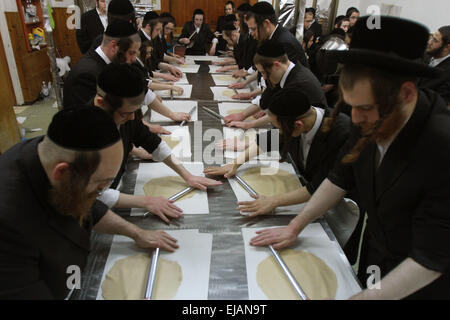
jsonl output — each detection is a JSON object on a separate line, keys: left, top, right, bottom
{"left": 222, "top": 23, "right": 237, "bottom": 32}
{"left": 224, "top": 13, "right": 237, "bottom": 23}
{"left": 47, "top": 106, "right": 120, "bottom": 151}
{"left": 256, "top": 40, "right": 286, "bottom": 57}
{"left": 108, "top": 0, "right": 134, "bottom": 15}
{"left": 104, "top": 20, "right": 137, "bottom": 38}
{"left": 268, "top": 88, "right": 311, "bottom": 118}
{"left": 250, "top": 2, "right": 275, "bottom": 15}
{"left": 237, "top": 3, "right": 252, "bottom": 13}
{"left": 143, "top": 11, "right": 159, "bottom": 22}
{"left": 98, "top": 63, "right": 146, "bottom": 98}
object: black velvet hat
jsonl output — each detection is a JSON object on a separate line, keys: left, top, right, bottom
{"left": 98, "top": 63, "right": 146, "bottom": 98}
{"left": 104, "top": 20, "right": 137, "bottom": 38}
{"left": 108, "top": 0, "right": 135, "bottom": 15}
{"left": 143, "top": 11, "right": 159, "bottom": 22}
{"left": 47, "top": 107, "right": 120, "bottom": 151}
{"left": 237, "top": 3, "right": 252, "bottom": 13}
{"left": 256, "top": 40, "right": 286, "bottom": 57}
{"left": 325, "top": 15, "right": 440, "bottom": 78}
{"left": 268, "top": 88, "right": 311, "bottom": 118}
{"left": 222, "top": 23, "right": 237, "bottom": 32}
{"left": 224, "top": 13, "right": 237, "bottom": 23}
{"left": 250, "top": 2, "right": 275, "bottom": 15}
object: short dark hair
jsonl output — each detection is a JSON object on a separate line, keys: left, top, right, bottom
{"left": 305, "top": 7, "right": 316, "bottom": 17}
{"left": 335, "top": 15, "right": 349, "bottom": 28}
{"left": 247, "top": 10, "right": 278, "bottom": 27}
{"left": 225, "top": 1, "right": 235, "bottom": 8}
{"left": 346, "top": 7, "right": 359, "bottom": 17}
{"left": 160, "top": 12, "right": 176, "bottom": 27}
{"left": 439, "top": 25, "right": 450, "bottom": 45}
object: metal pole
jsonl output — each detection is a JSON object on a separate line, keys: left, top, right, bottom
{"left": 41, "top": 0, "right": 64, "bottom": 110}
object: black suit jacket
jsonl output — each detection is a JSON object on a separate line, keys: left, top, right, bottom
{"left": 179, "top": 22, "right": 215, "bottom": 55}
{"left": 76, "top": 9, "right": 105, "bottom": 54}
{"left": 243, "top": 34, "right": 258, "bottom": 70}
{"left": 328, "top": 89, "right": 450, "bottom": 299}
{"left": 271, "top": 25, "right": 309, "bottom": 68}
{"left": 216, "top": 15, "right": 229, "bottom": 52}
{"left": 63, "top": 50, "right": 107, "bottom": 109}
{"left": 0, "top": 137, "right": 108, "bottom": 299}
{"left": 260, "top": 63, "right": 328, "bottom": 110}
{"left": 418, "top": 57, "right": 450, "bottom": 104}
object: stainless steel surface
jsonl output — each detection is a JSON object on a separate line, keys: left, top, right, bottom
{"left": 278, "top": 0, "right": 296, "bottom": 30}
{"left": 268, "top": 245, "right": 308, "bottom": 300}
{"left": 72, "top": 61, "right": 361, "bottom": 300}
{"left": 235, "top": 175, "right": 258, "bottom": 197}
{"left": 320, "top": 36, "right": 349, "bottom": 51}
{"left": 145, "top": 248, "right": 160, "bottom": 300}
{"left": 294, "top": 0, "right": 307, "bottom": 43}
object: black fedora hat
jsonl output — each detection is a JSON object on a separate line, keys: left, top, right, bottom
{"left": 325, "top": 15, "right": 441, "bottom": 78}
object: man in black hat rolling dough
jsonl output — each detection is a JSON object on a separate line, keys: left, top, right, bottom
{"left": 251, "top": 16, "right": 450, "bottom": 299}
{"left": 94, "top": 63, "right": 222, "bottom": 224}
{"left": 0, "top": 107, "right": 178, "bottom": 299}
{"left": 179, "top": 9, "right": 218, "bottom": 56}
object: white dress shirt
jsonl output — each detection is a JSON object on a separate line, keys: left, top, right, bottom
{"left": 300, "top": 107, "right": 324, "bottom": 168}
{"left": 429, "top": 53, "right": 450, "bottom": 67}
{"left": 279, "top": 61, "right": 295, "bottom": 88}
{"left": 96, "top": 8, "right": 108, "bottom": 30}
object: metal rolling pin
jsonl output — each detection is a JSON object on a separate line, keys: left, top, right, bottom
{"left": 269, "top": 245, "right": 309, "bottom": 300}
{"left": 202, "top": 106, "right": 225, "bottom": 120}
{"left": 180, "top": 106, "right": 197, "bottom": 127}
{"left": 235, "top": 175, "right": 258, "bottom": 197}
{"left": 144, "top": 247, "right": 160, "bottom": 300}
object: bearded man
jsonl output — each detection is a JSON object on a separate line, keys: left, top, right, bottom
{"left": 250, "top": 16, "right": 450, "bottom": 299}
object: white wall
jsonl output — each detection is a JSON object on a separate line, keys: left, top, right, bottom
{"left": 337, "top": 0, "right": 449, "bottom": 32}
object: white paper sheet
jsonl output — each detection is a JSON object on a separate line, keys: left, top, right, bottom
{"left": 241, "top": 225, "right": 361, "bottom": 300}
{"left": 185, "top": 55, "right": 219, "bottom": 62}
{"left": 228, "top": 161, "right": 304, "bottom": 215}
{"left": 211, "top": 74, "right": 238, "bottom": 86}
{"left": 150, "top": 100, "right": 198, "bottom": 123}
{"left": 154, "top": 73, "right": 189, "bottom": 85}
{"left": 218, "top": 102, "right": 256, "bottom": 125}
{"left": 159, "top": 126, "right": 191, "bottom": 160}
{"left": 210, "top": 86, "right": 251, "bottom": 102}
{"left": 155, "top": 85, "right": 193, "bottom": 99}
{"left": 96, "top": 229, "right": 213, "bottom": 300}
{"left": 208, "top": 65, "right": 233, "bottom": 74}
{"left": 175, "top": 64, "right": 200, "bottom": 73}
{"left": 131, "top": 162, "right": 210, "bottom": 216}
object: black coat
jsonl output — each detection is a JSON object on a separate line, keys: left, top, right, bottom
{"left": 216, "top": 15, "right": 229, "bottom": 52}
{"left": 418, "top": 57, "right": 450, "bottom": 104}
{"left": 260, "top": 63, "right": 328, "bottom": 110}
{"left": 271, "top": 25, "right": 309, "bottom": 68}
{"left": 179, "top": 22, "right": 216, "bottom": 55}
{"left": 243, "top": 34, "right": 258, "bottom": 70}
{"left": 63, "top": 50, "right": 107, "bottom": 109}
{"left": 76, "top": 9, "right": 105, "bottom": 54}
{"left": 234, "top": 32, "right": 248, "bottom": 69}
{"left": 0, "top": 137, "right": 108, "bottom": 299}
{"left": 328, "top": 89, "right": 450, "bottom": 299}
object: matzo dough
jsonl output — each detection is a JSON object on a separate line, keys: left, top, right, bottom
{"left": 222, "top": 89, "right": 237, "bottom": 97}
{"left": 102, "top": 253, "right": 182, "bottom": 300}
{"left": 215, "top": 75, "right": 235, "bottom": 82}
{"left": 257, "top": 249, "right": 337, "bottom": 300}
{"left": 143, "top": 176, "right": 196, "bottom": 201}
{"left": 240, "top": 167, "right": 301, "bottom": 196}
{"left": 162, "top": 89, "right": 183, "bottom": 96}
{"left": 227, "top": 109, "right": 256, "bottom": 121}
{"left": 161, "top": 135, "right": 181, "bottom": 149}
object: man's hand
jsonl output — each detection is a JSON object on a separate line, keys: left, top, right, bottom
{"left": 170, "top": 67, "right": 183, "bottom": 78}
{"left": 143, "top": 196, "right": 183, "bottom": 224}
{"left": 145, "top": 123, "right": 172, "bottom": 135}
{"left": 215, "top": 138, "right": 249, "bottom": 151}
{"left": 232, "top": 69, "right": 248, "bottom": 78}
{"left": 228, "top": 82, "right": 246, "bottom": 89}
{"left": 232, "top": 92, "right": 253, "bottom": 100}
{"left": 180, "top": 38, "right": 190, "bottom": 45}
{"left": 160, "top": 73, "right": 179, "bottom": 82}
{"left": 250, "top": 225, "right": 300, "bottom": 250}
{"left": 185, "top": 175, "right": 222, "bottom": 191}
{"left": 170, "top": 112, "right": 190, "bottom": 122}
{"left": 253, "top": 110, "right": 266, "bottom": 119}
{"left": 204, "top": 163, "right": 239, "bottom": 178}
{"left": 224, "top": 112, "right": 246, "bottom": 123}
{"left": 175, "top": 57, "right": 185, "bottom": 64}
{"left": 134, "top": 229, "right": 179, "bottom": 252}
{"left": 227, "top": 120, "right": 253, "bottom": 129}
{"left": 238, "top": 195, "right": 277, "bottom": 216}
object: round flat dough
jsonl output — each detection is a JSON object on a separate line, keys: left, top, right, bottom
{"left": 161, "top": 135, "right": 181, "bottom": 149}
{"left": 240, "top": 167, "right": 301, "bottom": 196}
{"left": 102, "top": 253, "right": 182, "bottom": 300}
{"left": 163, "top": 90, "right": 183, "bottom": 96}
{"left": 222, "top": 89, "right": 236, "bottom": 97}
{"left": 257, "top": 249, "right": 337, "bottom": 300}
{"left": 215, "top": 75, "right": 235, "bottom": 82}
{"left": 227, "top": 109, "right": 256, "bottom": 121}
{"left": 143, "top": 176, "right": 196, "bottom": 201}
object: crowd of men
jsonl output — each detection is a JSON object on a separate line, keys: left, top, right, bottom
{"left": 0, "top": 0, "right": 449, "bottom": 300}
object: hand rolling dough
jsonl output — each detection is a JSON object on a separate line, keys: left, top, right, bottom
{"left": 239, "top": 167, "right": 301, "bottom": 196}
{"left": 257, "top": 249, "right": 337, "bottom": 300}
{"left": 143, "top": 176, "right": 196, "bottom": 201}
{"left": 215, "top": 75, "right": 235, "bottom": 82}
{"left": 227, "top": 109, "right": 256, "bottom": 121}
{"left": 101, "top": 253, "right": 182, "bottom": 300}
{"left": 222, "top": 89, "right": 237, "bottom": 97}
